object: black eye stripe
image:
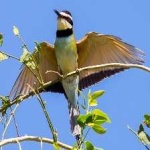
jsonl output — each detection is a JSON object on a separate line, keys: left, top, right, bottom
{"left": 62, "top": 16, "right": 73, "bottom": 26}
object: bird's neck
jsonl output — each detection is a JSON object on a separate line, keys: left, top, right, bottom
{"left": 56, "top": 28, "right": 73, "bottom": 38}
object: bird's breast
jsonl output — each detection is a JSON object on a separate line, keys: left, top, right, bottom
{"left": 54, "top": 35, "right": 78, "bottom": 75}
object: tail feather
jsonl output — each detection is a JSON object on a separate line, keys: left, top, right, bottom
{"left": 68, "top": 102, "right": 81, "bottom": 142}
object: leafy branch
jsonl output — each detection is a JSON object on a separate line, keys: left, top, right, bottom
{"left": 127, "top": 114, "right": 150, "bottom": 150}
{"left": 128, "top": 125, "right": 150, "bottom": 150}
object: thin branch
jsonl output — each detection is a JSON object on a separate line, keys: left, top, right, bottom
{"left": 127, "top": 125, "right": 150, "bottom": 150}
{"left": 33, "top": 89, "right": 58, "bottom": 143}
{"left": 0, "top": 51, "right": 19, "bottom": 61}
{"left": 1, "top": 104, "right": 19, "bottom": 140}
{"left": 0, "top": 116, "right": 3, "bottom": 123}
{"left": 16, "top": 140, "right": 22, "bottom": 150}
{"left": 0, "top": 63, "right": 150, "bottom": 113}
{"left": 17, "top": 34, "right": 29, "bottom": 52}
{"left": 127, "top": 125, "right": 138, "bottom": 136}
{"left": 40, "top": 139, "right": 43, "bottom": 150}
{"left": 77, "top": 63, "right": 150, "bottom": 73}
{"left": 10, "top": 106, "right": 20, "bottom": 137}
{"left": 0, "top": 135, "right": 72, "bottom": 150}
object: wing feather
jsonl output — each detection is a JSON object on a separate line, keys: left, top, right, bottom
{"left": 10, "top": 42, "right": 62, "bottom": 99}
{"left": 77, "top": 32, "right": 144, "bottom": 90}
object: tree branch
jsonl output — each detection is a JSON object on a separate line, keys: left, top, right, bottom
{"left": 127, "top": 125, "right": 150, "bottom": 150}
{"left": 35, "top": 91, "right": 58, "bottom": 143}
{"left": 1, "top": 104, "right": 20, "bottom": 140}
{"left": 0, "top": 51, "right": 20, "bottom": 61}
{"left": 0, "top": 135, "right": 72, "bottom": 150}
{"left": 1, "top": 63, "right": 150, "bottom": 113}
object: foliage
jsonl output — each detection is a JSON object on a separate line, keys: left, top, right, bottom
{"left": 0, "top": 34, "right": 9, "bottom": 61}
{"left": 144, "top": 115, "right": 150, "bottom": 128}
{"left": 128, "top": 115, "right": 150, "bottom": 150}
{"left": 0, "top": 33, "right": 3, "bottom": 46}
{"left": 138, "top": 124, "right": 150, "bottom": 145}
{"left": 75, "top": 90, "right": 110, "bottom": 149}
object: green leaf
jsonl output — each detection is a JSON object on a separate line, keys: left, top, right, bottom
{"left": 88, "top": 90, "right": 105, "bottom": 106}
{"left": 13, "top": 26, "right": 19, "bottom": 36}
{"left": 35, "top": 41, "right": 41, "bottom": 51}
{"left": 0, "top": 51, "right": 8, "bottom": 61}
{"left": 77, "top": 114, "right": 87, "bottom": 128}
{"left": 20, "top": 48, "right": 36, "bottom": 69}
{"left": 137, "top": 124, "right": 150, "bottom": 145}
{"left": 138, "top": 131, "right": 150, "bottom": 145}
{"left": 138, "top": 124, "right": 144, "bottom": 133}
{"left": 89, "top": 99, "right": 97, "bottom": 106}
{"left": 91, "top": 124, "right": 106, "bottom": 134}
{"left": 85, "top": 113, "right": 94, "bottom": 124}
{"left": 0, "top": 95, "right": 10, "bottom": 104}
{"left": 85, "top": 141, "right": 94, "bottom": 150}
{"left": 144, "top": 114, "right": 150, "bottom": 128}
{"left": 144, "top": 114, "right": 150, "bottom": 120}
{"left": 0, "top": 33, "right": 3, "bottom": 46}
{"left": 78, "top": 109, "right": 110, "bottom": 130}
{"left": 20, "top": 48, "right": 30, "bottom": 62}
{"left": 90, "top": 90, "right": 105, "bottom": 100}
{"left": 0, "top": 95, "right": 10, "bottom": 116}
{"left": 93, "top": 114, "right": 109, "bottom": 125}
{"left": 92, "top": 109, "right": 111, "bottom": 123}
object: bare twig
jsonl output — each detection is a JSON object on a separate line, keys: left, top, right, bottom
{"left": 0, "top": 63, "right": 150, "bottom": 114}
{"left": 0, "top": 135, "right": 72, "bottom": 150}
{"left": 40, "top": 139, "right": 43, "bottom": 150}
{"left": 0, "top": 116, "right": 3, "bottom": 123}
{"left": 127, "top": 125, "right": 138, "bottom": 136}
{"left": 1, "top": 104, "right": 19, "bottom": 140}
{"left": 46, "top": 70, "right": 63, "bottom": 77}
{"left": 10, "top": 106, "right": 20, "bottom": 137}
{"left": 34, "top": 91, "right": 58, "bottom": 143}
{"left": 16, "top": 140, "right": 22, "bottom": 150}
{"left": 27, "top": 84, "right": 57, "bottom": 143}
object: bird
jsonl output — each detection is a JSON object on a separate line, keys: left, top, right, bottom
{"left": 10, "top": 10, "right": 144, "bottom": 143}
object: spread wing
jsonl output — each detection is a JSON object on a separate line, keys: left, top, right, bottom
{"left": 10, "top": 42, "right": 64, "bottom": 99}
{"left": 77, "top": 32, "right": 144, "bottom": 90}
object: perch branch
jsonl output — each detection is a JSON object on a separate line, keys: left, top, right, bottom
{"left": 0, "top": 135, "right": 72, "bottom": 150}
{"left": 0, "top": 63, "right": 150, "bottom": 113}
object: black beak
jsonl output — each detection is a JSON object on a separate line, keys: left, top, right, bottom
{"left": 54, "top": 9, "right": 61, "bottom": 17}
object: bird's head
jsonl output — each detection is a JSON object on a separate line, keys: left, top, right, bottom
{"left": 54, "top": 10, "right": 73, "bottom": 30}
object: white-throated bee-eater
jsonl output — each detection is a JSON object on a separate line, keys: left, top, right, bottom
{"left": 10, "top": 10, "right": 144, "bottom": 142}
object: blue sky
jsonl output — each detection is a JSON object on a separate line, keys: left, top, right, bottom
{"left": 0, "top": 0, "right": 150, "bottom": 150}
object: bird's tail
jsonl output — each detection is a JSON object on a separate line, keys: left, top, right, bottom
{"left": 68, "top": 101, "right": 81, "bottom": 143}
